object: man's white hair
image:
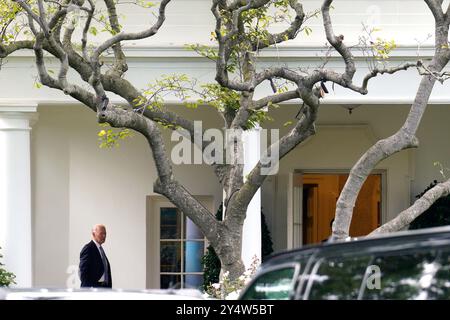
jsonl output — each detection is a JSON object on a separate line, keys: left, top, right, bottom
{"left": 92, "top": 224, "right": 106, "bottom": 233}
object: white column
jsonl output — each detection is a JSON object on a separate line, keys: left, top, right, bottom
{"left": 0, "top": 104, "right": 38, "bottom": 287}
{"left": 241, "top": 128, "right": 261, "bottom": 270}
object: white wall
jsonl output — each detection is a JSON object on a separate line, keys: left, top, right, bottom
{"left": 5, "top": 0, "right": 450, "bottom": 286}
{"left": 61, "top": 0, "right": 435, "bottom": 47}
{"left": 414, "top": 105, "right": 450, "bottom": 198}
{"left": 261, "top": 104, "right": 450, "bottom": 251}
{"left": 32, "top": 102, "right": 450, "bottom": 284}
{"left": 2, "top": 0, "right": 447, "bottom": 106}
{"left": 32, "top": 104, "right": 223, "bottom": 288}
{"left": 32, "top": 107, "right": 71, "bottom": 286}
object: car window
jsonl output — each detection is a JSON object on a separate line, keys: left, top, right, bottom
{"left": 305, "top": 255, "right": 371, "bottom": 300}
{"left": 362, "top": 250, "right": 438, "bottom": 300}
{"left": 240, "top": 266, "right": 297, "bottom": 300}
{"left": 426, "top": 248, "right": 450, "bottom": 299}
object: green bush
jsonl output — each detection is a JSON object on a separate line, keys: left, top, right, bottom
{"left": 0, "top": 247, "right": 15, "bottom": 287}
{"left": 201, "top": 204, "right": 222, "bottom": 291}
{"left": 409, "top": 180, "right": 450, "bottom": 230}
{"left": 201, "top": 204, "right": 274, "bottom": 291}
{"left": 261, "top": 208, "right": 274, "bottom": 260}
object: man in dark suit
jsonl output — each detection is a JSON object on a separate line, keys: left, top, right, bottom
{"left": 79, "top": 224, "right": 112, "bottom": 288}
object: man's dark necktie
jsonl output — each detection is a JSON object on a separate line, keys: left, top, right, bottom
{"left": 99, "top": 246, "right": 109, "bottom": 285}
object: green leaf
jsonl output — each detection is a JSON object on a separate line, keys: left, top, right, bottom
{"left": 89, "top": 26, "right": 98, "bottom": 36}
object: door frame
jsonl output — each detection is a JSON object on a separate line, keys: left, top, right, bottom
{"left": 146, "top": 195, "right": 215, "bottom": 288}
{"left": 287, "top": 169, "right": 387, "bottom": 248}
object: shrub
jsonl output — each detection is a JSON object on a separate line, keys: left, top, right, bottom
{"left": 0, "top": 247, "right": 16, "bottom": 287}
{"left": 409, "top": 180, "right": 450, "bottom": 230}
{"left": 201, "top": 204, "right": 222, "bottom": 291}
{"left": 205, "top": 256, "right": 259, "bottom": 300}
{"left": 261, "top": 207, "right": 274, "bottom": 261}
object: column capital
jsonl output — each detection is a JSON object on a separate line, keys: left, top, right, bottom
{"left": 0, "top": 103, "right": 39, "bottom": 130}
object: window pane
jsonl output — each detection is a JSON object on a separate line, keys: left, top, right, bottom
{"left": 161, "top": 274, "right": 181, "bottom": 289}
{"left": 240, "top": 267, "right": 296, "bottom": 300}
{"left": 160, "top": 241, "right": 181, "bottom": 272}
{"left": 185, "top": 217, "right": 203, "bottom": 240}
{"left": 307, "top": 256, "right": 370, "bottom": 300}
{"left": 363, "top": 251, "right": 437, "bottom": 300}
{"left": 160, "top": 208, "right": 181, "bottom": 239}
{"left": 427, "top": 249, "right": 450, "bottom": 299}
{"left": 184, "top": 274, "right": 203, "bottom": 290}
{"left": 184, "top": 241, "right": 204, "bottom": 272}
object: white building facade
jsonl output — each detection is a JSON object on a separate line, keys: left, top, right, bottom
{"left": 1, "top": 0, "right": 450, "bottom": 289}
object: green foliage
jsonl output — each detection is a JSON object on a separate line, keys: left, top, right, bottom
{"left": 409, "top": 180, "right": 450, "bottom": 230}
{"left": 371, "top": 37, "right": 397, "bottom": 60}
{"left": 205, "top": 256, "right": 259, "bottom": 300}
{"left": 97, "top": 124, "right": 133, "bottom": 148}
{"left": 261, "top": 207, "right": 274, "bottom": 261}
{"left": 200, "top": 83, "right": 273, "bottom": 129}
{"left": 0, "top": 247, "right": 15, "bottom": 287}
{"left": 89, "top": 26, "right": 98, "bottom": 36}
{"left": 303, "top": 26, "right": 312, "bottom": 36}
{"left": 0, "top": 0, "right": 22, "bottom": 44}
{"left": 96, "top": 13, "right": 122, "bottom": 35}
{"left": 184, "top": 44, "right": 218, "bottom": 61}
{"left": 141, "top": 75, "right": 273, "bottom": 129}
{"left": 201, "top": 204, "right": 223, "bottom": 291}
{"left": 134, "top": 0, "right": 156, "bottom": 8}
{"left": 434, "top": 161, "right": 450, "bottom": 179}
{"left": 187, "top": 0, "right": 319, "bottom": 71}
{"left": 140, "top": 73, "right": 198, "bottom": 112}
{"left": 185, "top": 44, "right": 238, "bottom": 72}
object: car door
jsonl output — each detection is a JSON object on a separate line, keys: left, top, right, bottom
{"left": 299, "top": 253, "right": 372, "bottom": 300}
{"left": 239, "top": 253, "right": 314, "bottom": 301}
{"left": 361, "top": 247, "right": 440, "bottom": 300}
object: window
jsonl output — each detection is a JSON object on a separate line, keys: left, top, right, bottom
{"left": 306, "top": 255, "right": 371, "bottom": 300}
{"left": 362, "top": 250, "right": 438, "bottom": 300}
{"left": 159, "top": 207, "right": 205, "bottom": 289}
{"left": 425, "top": 249, "right": 450, "bottom": 299}
{"left": 240, "top": 266, "right": 297, "bottom": 300}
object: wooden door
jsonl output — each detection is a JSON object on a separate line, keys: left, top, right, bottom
{"left": 347, "top": 175, "right": 381, "bottom": 237}
{"left": 300, "top": 174, "right": 381, "bottom": 245}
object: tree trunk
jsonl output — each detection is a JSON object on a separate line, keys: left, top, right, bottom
{"left": 213, "top": 220, "right": 245, "bottom": 281}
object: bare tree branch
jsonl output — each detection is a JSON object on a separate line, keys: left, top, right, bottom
{"left": 332, "top": 0, "right": 450, "bottom": 240}
{"left": 253, "top": 89, "right": 299, "bottom": 110}
{"left": 103, "top": 0, "right": 128, "bottom": 77}
{"left": 425, "top": 0, "right": 445, "bottom": 23}
{"left": 92, "top": 0, "right": 171, "bottom": 63}
{"left": 252, "top": 0, "right": 305, "bottom": 51}
{"left": 0, "top": 40, "right": 34, "bottom": 57}
{"left": 230, "top": 87, "right": 320, "bottom": 223}
{"left": 358, "top": 63, "right": 421, "bottom": 92}
{"left": 369, "top": 178, "right": 450, "bottom": 235}
{"left": 81, "top": 0, "right": 95, "bottom": 61}
{"left": 322, "top": 0, "right": 355, "bottom": 84}
{"left": 97, "top": 103, "right": 219, "bottom": 245}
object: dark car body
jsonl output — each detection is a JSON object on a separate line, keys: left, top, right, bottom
{"left": 239, "top": 226, "right": 450, "bottom": 300}
{"left": 0, "top": 288, "right": 206, "bottom": 300}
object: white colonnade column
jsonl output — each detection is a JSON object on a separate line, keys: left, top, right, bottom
{"left": 0, "top": 104, "right": 38, "bottom": 287}
{"left": 241, "top": 127, "right": 261, "bottom": 270}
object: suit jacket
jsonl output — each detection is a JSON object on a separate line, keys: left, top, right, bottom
{"left": 79, "top": 240, "right": 112, "bottom": 288}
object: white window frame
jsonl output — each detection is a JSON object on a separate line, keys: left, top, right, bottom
{"left": 146, "top": 195, "right": 214, "bottom": 289}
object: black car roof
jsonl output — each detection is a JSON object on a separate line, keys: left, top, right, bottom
{"left": 262, "top": 225, "right": 450, "bottom": 268}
